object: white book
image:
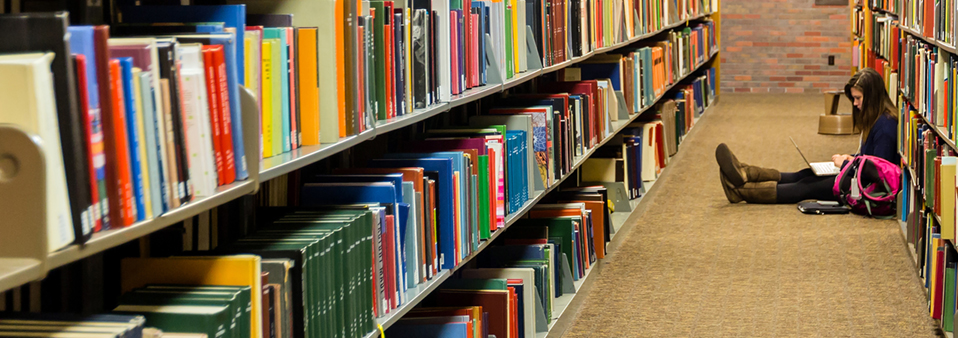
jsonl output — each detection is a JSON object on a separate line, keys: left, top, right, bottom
{"left": 517, "top": 0, "right": 527, "bottom": 72}
{"left": 137, "top": 70, "right": 164, "bottom": 215}
{"left": 432, "top": 0, "right": 451, "bottom": 101}
{"left": 176, "top": 43, "right": 219, "bottom": 197}
{"left": 0, "top": 52, "right": 75, "bottom": 252}
{"left": 311, "top": 0, "right": 341, "bottom": 144}
{"left": 130, "top": 68, "right": 154, "bottom": 219}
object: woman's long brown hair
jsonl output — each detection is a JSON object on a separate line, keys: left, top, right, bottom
{"left": 844, "top": 67, "right": 898, "bottom": 140}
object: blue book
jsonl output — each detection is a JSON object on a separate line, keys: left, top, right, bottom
{"left": 578, "top": 62, "right": 622, "bottom": 90}
{"left": 387, "top": 152, "right": 469, "bottom": 257}
{"left": 68, "top": 26, "right": 111, "bottom": 229}
{"left": 369, "top": 158, "right": 457, "bottom": 269}
{"left": 138, "top": 71, "right": 164, "bottom": 215}
{"left": 310, "top": 174, "right": 405, "bottom": 203}
{"left": 118, "top": 5, "right": 247, "bottom": 82}
{"left": 263, "top": 28, "right": 291, "bottom": 153}
{"left": 170, "top": 33, "right": 248, "bottom": 180}
{"left": 117, "top": 57, "right": 146, "bottom": 221}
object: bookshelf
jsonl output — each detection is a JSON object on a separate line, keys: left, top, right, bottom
{"left": 853, "top": 0, "right": 958, "bottom": 332}
{"left": 0, "top": 1, "right": 721, "bottom": 337}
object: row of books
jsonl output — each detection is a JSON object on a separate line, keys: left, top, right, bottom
{"left": 385, "top": 204, "right": 606, "bottom": 338}
{"left": 0, "top": 12, "right": 252, "bottom": 252}
{"left": 898, "top": 35, "right": 958, "bottom": 139}
{"left": 897, "top": 0, "right": 957, "bottom": 46}
{"left": 581, "top": 76, "right": 713, "bottom": 199}
{"left": 0, "top": 313, "right": 161, "bottom": 338}
{"left": 868, "top": 0, "right": 900, "bottom": 14}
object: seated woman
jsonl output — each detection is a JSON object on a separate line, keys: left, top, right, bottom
{"left": 715, "top": 67, "right": 900, "bottom": 204}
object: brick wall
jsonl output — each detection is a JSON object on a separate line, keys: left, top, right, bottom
{"left": 720, "top": 0, "right": 853, "bottom": 93}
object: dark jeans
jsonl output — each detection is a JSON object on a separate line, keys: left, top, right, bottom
{"left": 776, "top": 168, "right": 838, "bottom": 204}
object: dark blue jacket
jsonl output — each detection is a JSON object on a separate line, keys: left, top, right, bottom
{"left": 848, "top": 114, "right": 899, "bottom": 166}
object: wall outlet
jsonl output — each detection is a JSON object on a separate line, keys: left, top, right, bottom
{"left": 828, "top": 55, "right": 835, "bottom": 66}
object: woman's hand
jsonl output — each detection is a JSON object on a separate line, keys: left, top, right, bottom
{"left": 832, "top": 154, "right": 853, "bottom": 167}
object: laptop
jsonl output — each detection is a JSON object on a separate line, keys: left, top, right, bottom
{"left": 789, "top": 137, "right": 841, "bottom": 176}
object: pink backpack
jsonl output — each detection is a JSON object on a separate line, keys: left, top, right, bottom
{"left": 832, "top": 155, "right": 902, "bottom": 218}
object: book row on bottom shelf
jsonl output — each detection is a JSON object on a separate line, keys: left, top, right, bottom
{"left": 0, "top": 52, "right": 718, "bottom": 338}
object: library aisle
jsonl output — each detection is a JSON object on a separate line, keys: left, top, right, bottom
{"left": 561, "top": 94, "right": 938, "bottom": 337}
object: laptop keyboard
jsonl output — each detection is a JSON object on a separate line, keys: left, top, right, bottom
{"left": 812, "top": 162, "right": 840, "bottom": 175}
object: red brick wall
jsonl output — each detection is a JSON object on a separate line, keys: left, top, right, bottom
{"left": 720, "top": 0, "right": 853, "bottom": 93}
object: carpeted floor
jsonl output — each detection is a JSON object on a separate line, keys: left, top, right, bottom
{"left": 561, "top": 94, "right": 940, "bottom": 337}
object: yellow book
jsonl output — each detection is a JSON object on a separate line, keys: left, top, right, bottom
{"left": 941, "top": 157, "right": 956, "bottom": 240}
{"left": 131, "top": 68, "right": 153, "bottom": 219}
{"left": 120, "top": 255, "right": 263, "bottom": 338}
{"left": 261, "top": 40, "right": 274, "bottom": 158}
{"left": 511, "top": 0, "right": 519, "bottom": 72}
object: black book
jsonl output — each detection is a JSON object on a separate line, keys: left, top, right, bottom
{"left": 394, "top": 11, "right": 407, "bottom": 115}
{"left": 155, "top": 40, "right": 193, "bottom": 204}
{"left": 430, "top": 10, "right": 439, "bottom": 104}
{"left": 0, "top": 12, "right": 93, "bottom": 243}
{"left": 412, "top": 9, "right": 428, "bottom": 109}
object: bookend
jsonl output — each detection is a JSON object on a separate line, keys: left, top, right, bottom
{"left": 559, "top": 253, "right": 575, "bottom": 294}
{"left": 239, "top": 84, "right": 262, "bottom": 194}
{"left": 0, "top": 125, "right": 49, "bottom": 292}
{"left": 483, "top": 33, "right": 504, "bottom": 85}
{"left": 533, "top": 286, "right": 549, "bottom": 331}
{"left": 614, "top": 91, "right": 631, "bottom": 120}
{"left": 525, "top": 25, "right": 544, "bottom": 70}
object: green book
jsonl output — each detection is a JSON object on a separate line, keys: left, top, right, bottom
{"left": 505, "top": 5, "right": 514, "bottom": 79}
{"left": 442, "top": 278, "right": 509, "bottom": 290}
{"left": 477, "top": 156, "right": 492, "bottom": 240}
{"left": 114, "top": 303, "right": 231, "bottom": 338}
{"left": 945, "top": 264, "right": 956, "bottom": 332}
{"left": 141, "top": 285, "right": 251, "bottom": 338}
{"left": 370, "top": 1, "right": 388, "bottom": 120}
{"left": 118, "top": 289, "right": 242, "bottom": 338}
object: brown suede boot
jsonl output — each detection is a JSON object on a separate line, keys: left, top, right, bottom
{"left": 720, "top": 172, "right": 743, "bottom": 203}
{"left": 729, "top": 181, "right": 778, "bottom": 204}
{"left": 715, "top": 143, "right": 781, "bottom": 187}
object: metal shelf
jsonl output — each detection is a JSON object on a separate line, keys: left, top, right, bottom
{"left": 46, "top": 179, "right": 258, "bottom": 270}
{"left": 260, "top": 129, "right": 376, "bottom": 181}
{"left": 898, "top": 24, "right": 958, "bottom": 55}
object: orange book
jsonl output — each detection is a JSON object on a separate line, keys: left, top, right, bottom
{"left": 201, "top": 47, "right": 226, "bottom": 186}
{"left": 109, "top": 59, "right": 137, "bottom": 226}
{"left": 558, "top": 200, "right": 606, "bottom": 259}
{"left": 207, "top": 45, "right": 236, "bottom": 184}
{"left": 335, "top": 0, "right": 348, "bottom": 138}
{"left": 297, "top": 28, "right": 321, "bottom": 146}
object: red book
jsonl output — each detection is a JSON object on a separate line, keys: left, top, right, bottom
{"left": 108, "top": 59, "right": 137, "bottom": 226}
{"left": 200, "top": 46, "right": 226, "bottom": 186}
{"left": 92, "top": 26, "right": 125, "bottom": 229}
{"left": 73, "top": 54, "right": 103, "bottom": 232}
{"left": 508, "top": 287, "right": 518, "bottom": 338}
{"left": 384, "top": 214, "right": 396, "bottom": 310}
{"left": 933, "top": 245, "right": 945, "bottom": 319}
{"left": 206, "top": 45, "right": 236, "bottom": 185}
{"left": 385, "top": 2, "right": 396, "bottom": 119}
{"left": 923, "top": 0, "right": 934, "bottom": 38}
{"left": 285, "top": 27, "right": 298, "bottom": 150}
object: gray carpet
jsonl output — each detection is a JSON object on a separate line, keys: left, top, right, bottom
{"left": 562, "top": 94, "right": 939, "bottom": 337}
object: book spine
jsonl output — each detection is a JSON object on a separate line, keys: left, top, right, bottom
{"left": 202, "top": 48, "right": 227, "bottom": 186}
{"left": 73, "top": 54, "right": 102, "bottom": 235}
{"left": 118, "top": 59, "right": 146, "bottom": 222}
{"left": 109, "top": 59, "right": 137, "bottom": 226}
{"left": 213, "top": 48, "right": 237, "bottom": 184}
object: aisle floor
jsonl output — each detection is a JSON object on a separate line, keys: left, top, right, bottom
{"left": 562, "top": 94, "right": 939, "bottom": 337}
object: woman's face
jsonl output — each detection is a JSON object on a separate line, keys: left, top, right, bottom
{"left": 851, "top": 87, "right": 864, "bottom": 110}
